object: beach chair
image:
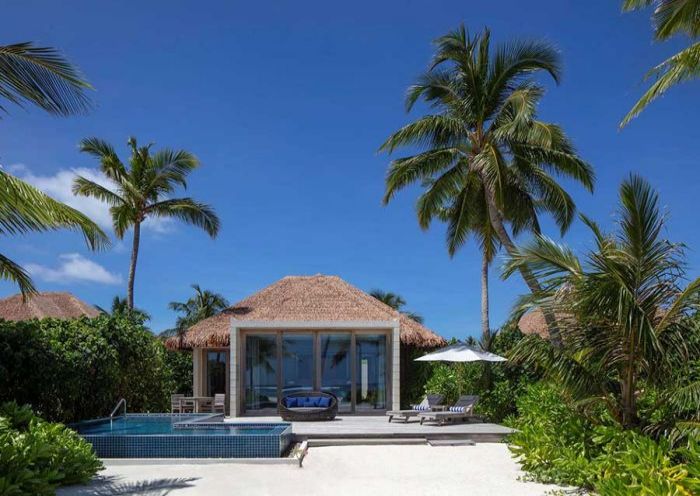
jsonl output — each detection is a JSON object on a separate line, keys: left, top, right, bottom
{"left": 417, "top": 395, "right": 479, "bottom": 425}
{"left": 385, "top": 393, "right": 444, "bottom": 423}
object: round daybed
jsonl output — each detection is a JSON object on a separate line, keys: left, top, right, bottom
{"left": 278, "top": 391, "right": 338, "bottom": 421}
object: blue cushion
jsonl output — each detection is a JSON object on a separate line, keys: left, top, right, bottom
{"left": 318, "top": 397, "right": 331, "bottom": 408}
{"left": 285, "top": 397, "right": 298, "bottom": 408}
{"left": 306, "top": 397, "right": 321, "bottom": 407}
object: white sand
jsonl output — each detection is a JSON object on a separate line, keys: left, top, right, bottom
{"left": 59, "top": 444, "right": 564, "bottom": 496}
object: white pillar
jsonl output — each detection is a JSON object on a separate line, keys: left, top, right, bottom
{"left": 392, "top": 320, "right": 401, "bottom": 411}
{"left": 229, "top": 323, "right": 239, "bottom": 417}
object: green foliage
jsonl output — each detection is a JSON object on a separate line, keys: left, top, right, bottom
{"left": 0, "top": 402, "right": 102, "bottom": 495}
{"left": 508, "top": 383, "right": 700, "bottom": 494}
{"left": 165, "top": 350, "right": 193, "bottom": 395}
{"left": 0, "top": 315, "right": 177, "bottom": 423}
{"left": 505, "top": 175, "right": 700, "bottom": 431}
{"left": 423, "top": 326, "right": 538, "bottom": 422}
{"left": 0, "top": 170, "right": 109, "bottom": 296}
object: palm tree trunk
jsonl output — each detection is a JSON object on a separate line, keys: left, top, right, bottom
{"left": 480, "top": 253, "right": 493, "bottom": 389}
{"left": 482, "top": 185, "right": 562, "bottom": 346}
{"left": 127, "top": 221, "right": 141, "bottom": 310}
{"left": 481, "top": 253, "right": 490, "bottom": 341}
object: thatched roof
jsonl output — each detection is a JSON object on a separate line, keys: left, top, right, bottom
{"left": 166, "top": 275, "right": 446, "bottom": 350}
{"left": 517, "top": 309, "right": 550, "bottom": 338}
{"left": 0, "top": 292, "right": 100, "bottom": 321}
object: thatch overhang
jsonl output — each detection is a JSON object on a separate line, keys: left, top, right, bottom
{"left": 0, "top": 292, "right": 100, "bottom": 321}
{"left": 165, "top": 275, "right": 447, "bottom": 350}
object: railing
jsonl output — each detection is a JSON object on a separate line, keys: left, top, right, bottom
{"left": 109, "top": 398, "right": 127, "bottom": 428}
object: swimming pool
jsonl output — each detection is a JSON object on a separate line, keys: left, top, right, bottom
{"left": 73, "top": 414, "right": 293, "bottom": 458}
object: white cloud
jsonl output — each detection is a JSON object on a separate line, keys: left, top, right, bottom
{"left": 25, "top": 253, "right": 122, "bottom": 285}
{"left": 9, "top": 163, "right": 173, "bottom": 234}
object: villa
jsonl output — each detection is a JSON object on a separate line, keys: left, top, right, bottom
{"left": 166, "top": 274, "right": 446, "bottom": 417}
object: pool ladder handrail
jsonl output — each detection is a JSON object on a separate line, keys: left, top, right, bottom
{"left": 109, "top": 398, "right": 127, "bottom": 425}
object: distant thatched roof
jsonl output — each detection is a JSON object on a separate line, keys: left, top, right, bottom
{"left": 0, "top": 292, "right": 100, "bottom": 321}
{"left": 166, "top": 275, "right": 446, "bottom": 350}
{"left": 517, "top": 309, "right": 550, "bottom": 338}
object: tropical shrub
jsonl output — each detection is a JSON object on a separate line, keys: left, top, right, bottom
{"left": 423, "top": 326, "right": 538, "bottom": 422}
{"left": 0, "top": 315, "right": 175, "bottom": 423}
{"left": 505, "top": 175, "right": 700, "bottom": 434}
{"left": 508, "top": 383, "right": 700, "bottom": 495}
{"left": 0, "top": 402, "right": 102, "bottom": 495}
{"left": 165, "top": 349, "right": 193, "bottom": 395}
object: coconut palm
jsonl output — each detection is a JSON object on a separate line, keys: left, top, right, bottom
{"left": 621, "top": 1, "right": 700, "bottom": 126}
{"left": 0, "top": 41, "right": 101, "bottom": 296}
{"left": 0, "top": 169, "right": 108, "bottom": 296}
{"left": 73, "top": 137, "right": 220, "bottom": 309}
{"left": 0, "top": 42, "right": 91, "bottom": 115}
{"left": 504, "top": 175, "right": 700, "bottom": 431}
{"left": 169, "top": 284, "right": 228, "bottom": 331}
{"left": 369, "top": 289, "right": 423, "bottom": 323}
{"left": 380, "top": 26, "right": 594, "bottom": 343}
{"left": 96, "top": 295, "right": 151, "bottom": 321}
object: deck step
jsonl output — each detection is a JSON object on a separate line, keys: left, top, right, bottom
{"left": 306, "top": 437, "right": 426, "bottom": 447}
{"left": 427, "top": 439, "right": 476, "bottom": 447}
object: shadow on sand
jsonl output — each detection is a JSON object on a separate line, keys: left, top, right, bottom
{"left": 57, "top": 476, "right": 199, "bottom": 496}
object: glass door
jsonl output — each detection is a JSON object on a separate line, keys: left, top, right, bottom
{"left": 319, "top": 333, "right": 352, "bottom": 412}
{"left": 206, "top": 351, "right": 227, "bottom": 396}
{"left": 355, "top": 334, "right": 387, "bottom": 411}
{"left": 281, "top": 333, "right": 314, "bottom": 397}
{"left": 244, "top": 334, "right": 278, "bottom": 411}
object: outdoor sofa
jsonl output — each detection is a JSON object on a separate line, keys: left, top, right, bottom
{"left": 385, "top": 393, "right": 444, "bottom": 423}
{"left": 418, "top": 395, "right": 480, "bottom": 425}
{"left": 278, "top": 391, "right": 338, "bottom": 421}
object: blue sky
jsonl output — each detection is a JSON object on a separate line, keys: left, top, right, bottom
{"left": 1, "top": 1, "right": 699, "bottom": 337}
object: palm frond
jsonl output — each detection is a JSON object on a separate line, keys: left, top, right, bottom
{"left": 0, "top": 42, "right": 91, "bottom": 115}
{"left": 147, "top": 198, "right": 220, "bottom": 237}
{"left": 0, "top": 170, "right": 109, "bottom": 250}
{"left": 0, "top": 253, "right": 36, "bottom": 297}
{"left": 621, "top": 41, "right": 700, "bottom": 127}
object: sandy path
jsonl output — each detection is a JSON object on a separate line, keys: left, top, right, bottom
{"left": 58, "top": 443, "right": 564, "bottom": 496}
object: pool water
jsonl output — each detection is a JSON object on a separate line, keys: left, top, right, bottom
{"left": 73, "top": 414, "right": 293, "bottom": 458}
{"left": 77, "top": 416, "right": 282, "bottom": 436}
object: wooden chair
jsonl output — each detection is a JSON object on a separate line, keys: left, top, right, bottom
{"left": 170, "top": 394, "right": 184, "bottom": 413}
{"left": 213, "top": 394, "right": 226, "bottom": 414}
{"left": 180, "top": 397, "right": 196, "bottom": 414}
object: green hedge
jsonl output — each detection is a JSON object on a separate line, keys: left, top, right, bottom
{"left": 0, "top": 315, "right": 189, "bottom": 423}
{"left": 0, "top": 402, "right": 102, "bottom": 495}
{"left": 507, "top": 383, "right": 700, "bottom": 495}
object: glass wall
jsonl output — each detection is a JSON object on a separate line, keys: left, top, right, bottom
{"left": 206, "top": 351, "right": 227, "bottom": 396}
{"left": 355, "top": 334, "right": 387, "bottom": 411}
{"left": 319, "top": 334, "right": 352, "bottom": 412}
{"left": 281, "top": 333, "right": 314, "bottom": 397}
{"left": 244, "top": 334, "right": 278, "bottom": 410}
{"left": 242, "top": 330, "right": 389, "bottom": 413}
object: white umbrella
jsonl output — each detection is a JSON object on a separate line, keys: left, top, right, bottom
{"left": 414, "top": 342, "right": 507, "bottom": 362}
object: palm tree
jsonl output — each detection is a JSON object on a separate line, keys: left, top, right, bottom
{"left": 369, "top": 289, "right": 423, "bottom": 323}
{"left": 504, "top": 175, "right": 700, "bottom": 431}
{"left": 0, "top": 42, "right": 91, "bottom": 115}
{"left": 169, "top": 284, "right": 229, "bottom": 331}
{"left": 0, "top": 42, "right": 102, "bottom": 296}
{"left": 380, "top": 26, "right": 594, "bottom": 344}
{"left": 621, "top": 1, "right": 700, "bottom": 126}
{"left": 96, "top": 295, "right": 151, "bottom": 321}
{"left": 73, "top": 137, "right": 221, "bottom": 309}
{"left": 0, "top": 169, "right": 108, "bottom": 296}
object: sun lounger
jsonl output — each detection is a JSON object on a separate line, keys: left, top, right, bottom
{"left": 385, "top": 393, "right": 444, "bottom": 423}
{"left": 418, "top": 395, "right": 479, "bottom": 425}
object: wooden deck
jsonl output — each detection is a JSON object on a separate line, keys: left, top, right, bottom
{"left": 224, "top": 415, "right": 514, "bottom": 443}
